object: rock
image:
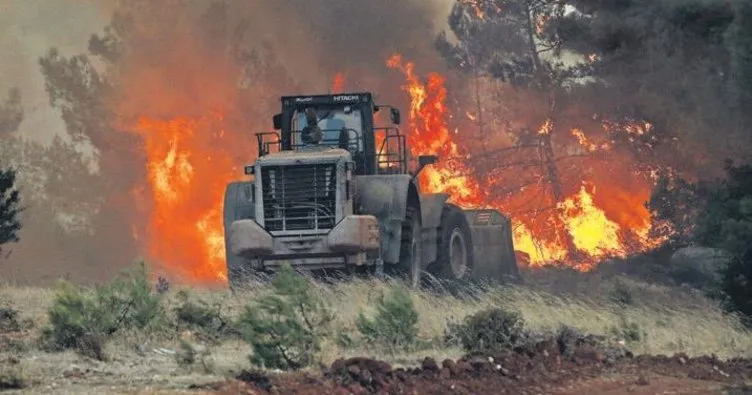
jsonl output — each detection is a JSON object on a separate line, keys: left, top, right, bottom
{"left": 63, "top": 367, "right": 86, "bottom": 379}
{"left": 347, "top": 365, "right": 361, "bottom": 377}
{"left": 357, "top": 368, "right": 373, "bottom": 386}
{"left": 329, "top": 358, "right": 346, "bottom": 375}
{"left": 421, "top": 357, "right": 439, "bottom": 372}
{"left": 572, "top": 346, "right": 605, "bottom": 364}
{"left": 235, "top": 369, "right": 272, "bottom": 391}
{"left": 467, "top": 355, "right": 491, "bottom": 371}
{"left": 454, "top": 361, "right": 473, "bottom": 375}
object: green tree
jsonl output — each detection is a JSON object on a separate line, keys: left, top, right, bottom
{"left": 650, "top": 161, "right": 752, "bottom": 324}
{"left": 0, "top": 87, "right": 23, "bottom": 258}
{"left": 694, "top": 162, "right": 752, "bottom": 323}
{"left": 355, "top": 285, "right": 419, "bottom": 351}
{"left": 236, "top": 264, "right": 333, "bottom": 370}
{"left": 555, "top": 0, "right": 752, "bottom": 170}
{"left": 436, "top": 0, "right": 646, "bottom": 258}
{"left": 0, "top": 167, "right": 21, "bottom": 258}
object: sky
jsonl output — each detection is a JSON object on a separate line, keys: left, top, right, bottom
{"left": 0, "top": 0, "right": 109, "bottom": 143}
{"left": 0, "top": 0, "right": 457, "bottom": 145}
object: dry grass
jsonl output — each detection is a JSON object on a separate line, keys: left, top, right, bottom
{"left": 2, "top": 272, "right": 751, "bottom": 362}
{"left": 0, "top": 269, "right": 750, "bottom": 393}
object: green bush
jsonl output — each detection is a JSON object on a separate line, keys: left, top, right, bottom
{"left": 355, "top": 285, "right": 419, "bottom": 352}
{"left": 448, "top": 307, "right": 525, "bottom": 353}
{"left": 609, "top": 317, "right": 646, "bottom": 343}
{"left": 175, "top": 339, "right": 214, "bottom": 373}
{"left": 41, "top": 261, "right": 164, "bottom": 360}
{"left": 608, "top": 279, "right": 635, "bottom": 306}
{"left": 0, "top": 363, "right": 24, "bottom": 391}
{"left": 0, "top": 307, "right": 20, "bottom": 332}
{"left": 649, "top": 162, "right": 752, "bottom": 326}
{"left": 173, "top": 290, "right": 234, "bottom": 342}
{"left": 236, "top": 264, "right": 333, "bottom": 370}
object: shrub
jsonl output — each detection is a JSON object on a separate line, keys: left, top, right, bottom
{"left": 175, "top": 339, "right": 214, "bottom": 373}
{"left": 236, "top": 264, "right": 333, "bottom": 370}
{"left": 609, "top": 318, "right": 646, "bottom": 343}
{"left": 448, "top": 307, "right": 525, "bottom": 353}
{"left": 692, "top": 163, "right": 752, "bottom": 325}
{"left": 41, "top": 261, "right": 164, "bottom": 360}
{"left": 0, "top": 307, "right": 20, "bottom": 332}
{"left": 649, "top": 162, "right": 752, "bottom": 325}
{"left": 355, "top": 285, "right": 419, "bottom": 352}
{"left": 0, "top": 357, "right": 25, "bottom": 390}
{"left": 608, "top": 279, "right": 635, "bottom": 306}
{"left": 173, "top": 290, "right": 234, "bottom": 342}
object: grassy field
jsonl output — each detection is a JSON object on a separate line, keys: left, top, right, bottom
{"left": 1, "top": 266, "right": 750, "bottom": 394}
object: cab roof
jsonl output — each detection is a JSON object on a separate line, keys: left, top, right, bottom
{"left": 281, "top": 92, "right": 374, "bottom": 107}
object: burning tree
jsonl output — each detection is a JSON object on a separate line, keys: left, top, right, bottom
{"left": 428, "top": 0, "right": 669, "bottom": 268}
{"left": 553, "top": 0, "right": 752, "bottom": 171}
{"left": 37, "top": 2, "right": 301, "bottom": 284}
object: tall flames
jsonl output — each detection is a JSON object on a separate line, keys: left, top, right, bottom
{"left": 386, "top": 54, "right": 663, "bottom": 270}
{"left": 129, "top": 51, "right": 664, "bottom": 285}
{"left": 133, "top": 114, "right": 240, "bottom": 285}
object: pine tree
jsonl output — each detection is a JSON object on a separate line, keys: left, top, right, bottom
{"left": 0, "top": 166, "right": 22, "bottom": 257}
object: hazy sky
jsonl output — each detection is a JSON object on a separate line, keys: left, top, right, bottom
{"left": 0, "top": 0, "right": 454, "bottom": 144}
{"left": 1, "top": 0, "right": 107, "bottom": 143}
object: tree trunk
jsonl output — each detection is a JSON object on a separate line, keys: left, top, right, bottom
{"left": 473, "top": 63, "right": 489, "bottom": 177}
{"left": 538, "top": 89, "right": 579, "bottom": 257}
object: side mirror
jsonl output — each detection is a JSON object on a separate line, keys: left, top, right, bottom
{"left": 390, "top": 108, "right": 401, "bottom": 125}
{"left": 272, "top": 113, "right": 282, "bottom": 130}
{"left": 418, "top": 155, "right": 438, "bottom": 166}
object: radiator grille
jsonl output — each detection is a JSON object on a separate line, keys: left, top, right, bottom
{"left": 260, "top": 164, "right": 337, "bottom": 232}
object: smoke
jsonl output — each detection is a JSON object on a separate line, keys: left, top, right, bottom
{"left": 109, "top": 0, "right": 453, "bottom": 118}
{"left": 0, "top": 0, "right": 456, "bottom": 284}
{"left": 0, "top": 0, "right": 109, "bottom": 143}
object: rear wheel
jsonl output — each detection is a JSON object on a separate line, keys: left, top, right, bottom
{"left": 390, "top": 206, "right": 422, "bottom": 288}
{"left": 434, "top": 204, "right": 474, "bottom": 283}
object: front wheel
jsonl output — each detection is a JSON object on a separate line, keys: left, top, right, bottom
{"left": 434, "top": 204, "right": 474, "bottom": 283}
{"left": 390, "top": 206, "right": 422, "bottom": 289}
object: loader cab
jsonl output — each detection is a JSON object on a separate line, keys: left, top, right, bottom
{"left": 255, "top": 92, "right": 407, "bottom": 176}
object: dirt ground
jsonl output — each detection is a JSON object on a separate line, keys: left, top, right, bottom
{"left": 2, "top": 278, "right": 750, "bottom": 395}
{"left": 197, "top": 346, "right": 752, "bottom": 395}
{"left": 3, "top": 322, "right": 751, "bottom": 395}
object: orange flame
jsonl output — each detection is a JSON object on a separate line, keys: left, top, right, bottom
{"left": 133, "top": 115, "right": 233, "bottom": 285}
{"left": 387, "top": 53, "right": 664, "bottom": 270}
{"left": 386, "top": 54, "right": 484, "bottom": 207}
{"left": 129, "top": 45, "right": 665, "bottom": 284}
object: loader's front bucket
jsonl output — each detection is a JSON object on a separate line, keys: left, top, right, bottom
{"left": 462, "top": 209, "right": 521, "bottom": 282}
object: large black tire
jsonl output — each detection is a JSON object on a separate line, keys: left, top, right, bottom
{"left": 433, "top": 204, "right": 475, "bottom": 284}
{"left": 389, "top": 206, "right": 422, "bottom": 289}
